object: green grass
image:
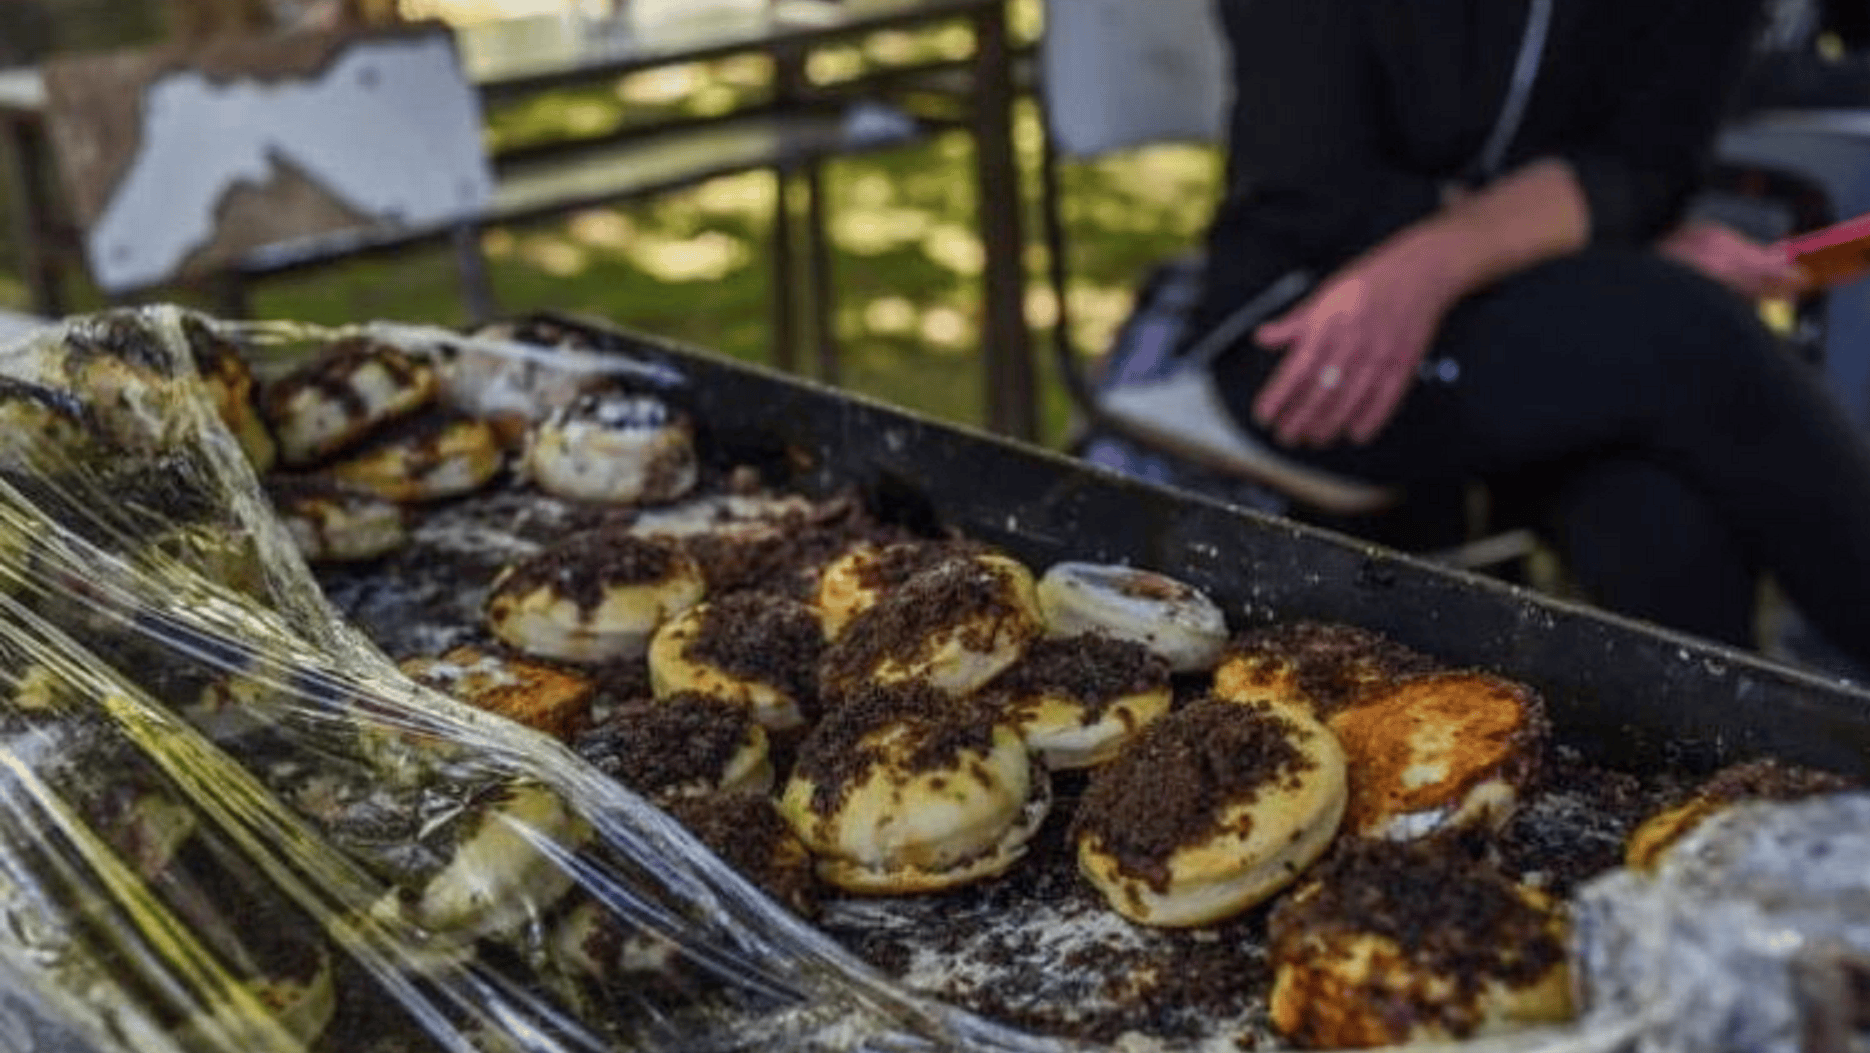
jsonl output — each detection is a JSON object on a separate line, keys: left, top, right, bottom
{"left": 1, "top": 7, "right": 1221, "bottom": 449}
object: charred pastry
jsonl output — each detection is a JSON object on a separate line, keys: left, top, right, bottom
{"left": 1268, "top": 839, "right": 1574, "bottom": 1048}
{"left": 778, "top": 681, "right": 1051, "bottom": 894}
{"left": 575, "top": 694, "right": 773, "bottom": 801}
{"left": 1624, "top": 756, "right": 1859, "bottom": 870}
{"left": 647, "top": 591, "right": 824, "bottom": 730}
{"left": 1034, "top": 561, "right": 1230, "bottom": 673}
{"left": 1326, "top": 671, "right": 1548, "bottom": 841}
{"left": 484, "top": 529, "right": 706, "bottom": 664}
{"left": 981, "top": 634, "right": 1172, "bottom": 770}
{"left": 817, "top": 552, "right": 1043, "bottom": 700}
{"left": 521, "top": 387, "right": 699, "bottom": 505}
{"left": 400, "top": 644, "right": 595, "bottom": 742}
{"left": 326, "top": 409, "right": 504, "bottom": 504}
{"left": 267, "top": 475, "right": 409, "bottom": 563}
{"left": 1073, "top": 695, "right": 1347, "bottom": 927}
{"left": 262, "top": 338, "right": 436, "bottom": 467}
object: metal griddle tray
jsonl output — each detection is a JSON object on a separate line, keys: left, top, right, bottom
{"left": 527, "top": 312, "right": 1870, "bottom": 780}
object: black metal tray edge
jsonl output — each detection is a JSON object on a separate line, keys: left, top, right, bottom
{"left": 533, "top": 310, "right": 1870, "bottom": 778}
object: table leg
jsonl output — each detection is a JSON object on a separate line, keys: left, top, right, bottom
{"left": 970, "top": 0, "right": 1035, "bottom": 441}
{"left": 0, "top": 116, "right": 65, "bottom": 316}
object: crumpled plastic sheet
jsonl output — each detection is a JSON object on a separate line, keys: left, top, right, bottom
{"left": 0, "top": 305, "right": 1861, "bottom": 1053}
{"left": 1572, "top": 793, "right": 1870, "bottom": 1053}
{"left": 0, "top": 305, "right": 1068, "bottom": 1053}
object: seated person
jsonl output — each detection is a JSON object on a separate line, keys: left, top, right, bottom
{"left": 1175, "top": 0, "right": 1870, "bottom": 671}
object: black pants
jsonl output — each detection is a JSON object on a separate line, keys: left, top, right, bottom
{"left": 1214, "top": 247, "right": 1870, "bottom": 666}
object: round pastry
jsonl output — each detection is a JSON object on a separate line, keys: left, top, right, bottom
{"left": 1325, "top": 671, "right": 1547, "bottom": 841}
{"left": 266, "top": 475, "right": 408, "bottom": 563}
{"left": 778, "top": 681, "right": 1051, "bottom": 894}
{"left": 814, "top": 538, "right": 986, "bottom": 639}
{"left": 325, "top": 410, "right": 504, "bottom": 504}
{"left": 380, "top": 779, "right": 590, "bottom": 941}
{"left": 484, "top": 529, "right": 706, "bottom": 664}
{"left": 629, "top": 492, "right": 833, "bottom": 545}
{"left": 400, "top": 644, "right": 595, "bottom": 742}
{"left": 1072, "top": 695, "right": 1347, "bottom": 927}
{"left": 1034, "top": 561, "right": 1230, "bottom": 673}
{"left": 817, "top": 552, "right": 1043, "bottom": 700}
{"left": 1624, "top": 756, "right": 1858, "bottom": 871}
{"left": 262, "top": 338, "right": 437, "bottom": 467}
{"left": 1268, "top": 839, "right": 1574, "bottom": 1048}
{"left": 646, "top": 591, "right": 825, "bottom": 730}
{"left": 1214, "top": 621, "right": 1439, "bottom": 718}
{"left": 521, "top": 387, "right": 699, "bottom": 505}
{"left": 574, "top": 693, "right": 773, "bottom": 801}
{"left": 435, "top": 324, "right": 608, "bottom": 445}
{"left": 982, "top": 634, "right": 1172, "bottom": 769}
{"left": 182, "top": 316, "right": 277, "bottom": 472}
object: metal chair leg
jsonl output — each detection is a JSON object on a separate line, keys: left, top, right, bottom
{"left": 804, "top": 158, "right": 839, "bottom": 385}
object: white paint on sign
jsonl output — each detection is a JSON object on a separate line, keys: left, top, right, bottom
{"left": 87, "top": 33, "right": 494, "bottom": 292}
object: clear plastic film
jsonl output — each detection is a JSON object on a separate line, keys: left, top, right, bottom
{"left": 1572, "top": 793, "right": 1870, "bottom": 1053}
{"left": 0, "top": 306, "right": 1860, "bottom": 1053}
{"left": 0, "top": 306, "right": 1067, "bottom": 1053}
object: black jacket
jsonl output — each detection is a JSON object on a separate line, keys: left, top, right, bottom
{"left": 1196, "top": 0, "right": 1766, "bottom": 330}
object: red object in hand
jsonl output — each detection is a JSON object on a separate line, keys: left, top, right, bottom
{"left": 1780, "top": 212, "right": 1870, "bottom": 290}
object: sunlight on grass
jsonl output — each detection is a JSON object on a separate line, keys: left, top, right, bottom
{"left": 836, "top": 207, "right": 933, "bottom": 254}
{"left": 566, "top": 209, "right": 636, "bottom": 250}
{"left": 917, "top": 305, "right": 970, "bottom": 348}
{"left": 920, "top": 224, "right": 984, "bottom": 276}
{"left": 631, "top": 230, "right": 751, "bottom": 281}
{"left": 862, "top": 295, "right": 919, "bottom": 335}
{"left": 519, "top": 234, "right": 591, "bottom": 277}
{"left": 692, "top": 173, "right": 776, "bottom": 220}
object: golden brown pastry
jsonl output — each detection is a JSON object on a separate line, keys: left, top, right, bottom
{"left": 325, "top": 409, "right": 504, "bottom": 503}
{"left": 817, "top": 551, "right": 1043, "bottom": 700}
{"left": 1073, "top": 695, "right": 1347, "bottom": 927}
{"left": 266, "top": 475, "right": 409, "bottom": 563}
{"left": 647, "top": 591, "right": 825, "bottom": 730}
{"left": 981, "top": 634, "right": 1172, "bottom": 769}
{"left": 1326, "top": 671, "right": 1547, "bottom": 841}
{"left": 813, "top": 538, "right": 986, "bottom": 639}
{"left": 1624, "top": 756, "right": 1858, "bottom": 870}
{"left": 574, "top": 693, "right": 774, "bottom": 801}
{"left": 778, "top": 681, "right": 1050, "bottom": 894}
{"left": 262, "top": 337, "right": 437, "bottom": 466}
{"left": 1268, "top": 839, "right": 1574, "bottom": 1048}
{"left": 484, "top": 529, "right": 706, "bottom": 664}
{"left": 1213, "top": 620, "right": 1439, "bottom": 717}
{"left": 399, "top": 644, "right": 594, "bottom": 742}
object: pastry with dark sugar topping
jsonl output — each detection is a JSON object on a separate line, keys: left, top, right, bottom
{"left": 1326, "top": 671, "right": 1548, "bottom": 841}
{"left": 325, "top": 409, "right": 504, "bottom": 504}
{"left": 646, "top": 592, "right": 824, "bottom": 730}
{"left": 1214, "top": 621, "right": 1439, "bottom": 717}
{"left": 981, "top": 634, "right": 1172, "bottom": 769}
{"left": 1267, "top": 838, "right": 1573, "bottom": 1048}
{"left": 814, "top": 538, "right": 988, "bottom": 639}
{"left": 574, "top": 693, "right": 773, "bottom": 801}
{"left": 484, "top": 528, "right": 705, "bottom": 664}
{"left": 520, "top": 387, "right": 698, "bottom": 505}
{"left": 261, "top": 338, "right": 437, "bottom": 467}
{"left": 1624, "top": 755, "right": 1859, "bottom": 870}
{"left": 182, "top": 315, "right": 277, "bottom": 471}
{"left": 817, "top": 551, "right": 1043, "bottom": 700}
{"left": 266, "top": 474, "right": 409, "bottom": 563}
{"left": 778, "top": 681, "right": 1050, "bottom": 894}
{"left": 1073, "top": 695, "right": 1347, "bottom": 927}
{"left": 664, "top": 791, "right": 819, "bottom": 918}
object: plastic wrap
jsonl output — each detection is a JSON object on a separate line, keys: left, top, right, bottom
{"left": 0, "top": 306, "right": 1063, "bottom": 1053}
{"left": 0, "top": 306, "right": 1860, "bottom": 1053}
{"left": 1572, "top": 794, "right": 1870, "bottom": 1053}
